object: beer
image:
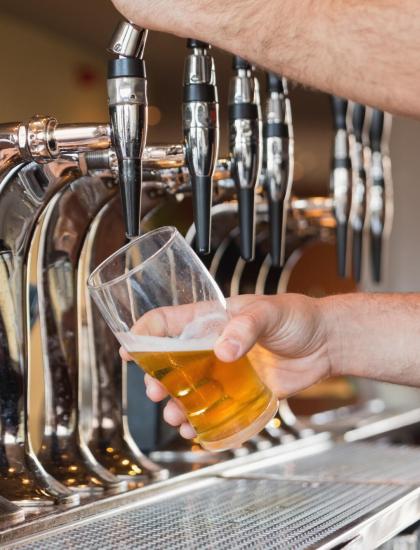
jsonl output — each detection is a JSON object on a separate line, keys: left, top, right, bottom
{"left": 119, "top": 334, "right": 277, "bottom": 451}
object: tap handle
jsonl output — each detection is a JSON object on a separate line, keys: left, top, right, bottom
{"left": 187, "top": 38, "right": 210, "bottom": 49}
{"left": 183, "top": 38, "right": 219, "bottom": 254}
{"left": 108, "top": 20, "right": 148, "bottom": 59}
{"left": 233, "top": 56, "right": 251, "bottom": 71}
{"left": 352, "top": 103, "right": 366, "bottom": 143}
{"left": 107, "top": 21, "right": 148, "bottom": 238}
{"left": 331, "top": 96, "right": 348, "bottom": 130}
{"left": 266, "top": 73, "right": 285, "bottom": 94}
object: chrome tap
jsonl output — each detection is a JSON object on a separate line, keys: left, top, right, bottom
{"left": 349, "top": 103, "right": 367, "bottom": 282}
{"left": 263, "top": 74, "right": 294, "bottom": 267}
{"left": 229, "top": 57, "right": 263, "bottom": 261}
{"left": 183, "top": 39, "right": 219, "bottom": 254}
{"left": 107, "top": 21, "right": 148, "bottom": 238}
{"left": 368, "top": 109, "right": 388, "bottom": 283}
{"left": 330, "top": 96, "right": 352, "bottom": 277}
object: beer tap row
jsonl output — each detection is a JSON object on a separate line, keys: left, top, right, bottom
{"left": 330, "top": 98, "right": 393, "bottom": 283}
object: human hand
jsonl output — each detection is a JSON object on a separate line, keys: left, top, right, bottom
{"left": 120, "top": 293, "right": 332, "bottom": 439}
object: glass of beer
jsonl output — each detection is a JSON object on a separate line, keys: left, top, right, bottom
{"left": 87, "top": 226, "right": 278, "bottom": 452}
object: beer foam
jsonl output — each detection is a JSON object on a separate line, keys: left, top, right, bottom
{"left": 117, "top": 331, "right": 217, "bottom": 353}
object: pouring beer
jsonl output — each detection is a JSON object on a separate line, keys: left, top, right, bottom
{"left": 88, "top": 227, "right": 277, "bottom": 451}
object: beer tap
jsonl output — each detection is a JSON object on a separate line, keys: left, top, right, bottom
{"left": 330, "top": 96, "right": 352, "bottom": 277}
{"left": 349, "top": 103, "right": 367, "bottom": 282}
{"left": 229, "top": 56, "right": 263, "bottom": 261}
{"left": 107, "top": 21, "right": 148, "bottom": 238}
{"left": 368, "top": 109, "right": 386, "bottom": 283}
{"left": 183, "top": 39, "right": 219, "bottom": 254}
{"left": 264, "top": 74, "right": 294, "bottom": 267}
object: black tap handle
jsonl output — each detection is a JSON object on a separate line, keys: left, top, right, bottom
{"left": 187, "top": 38, "right": 210, "bottom": 49}
{"left": 266, "top": 73, "right": 284, "bottom": 94}
{"left": 352, "top": 103, "right": 366, "bottom": 143}
{"left": 369, "top": 109, "right": 384, "bottom": 152}
{"left": 233, "top": 56, "right": 251, "bottom": 71}
{"left": 331, "top": 96, "right": 348, "bottom": 130}
{"left": 238, "top": 188, "right": 255, "bottom": 261}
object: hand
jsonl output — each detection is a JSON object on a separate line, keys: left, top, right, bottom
{"left": 120, "top": 293, "right": 332, "bottom": 439}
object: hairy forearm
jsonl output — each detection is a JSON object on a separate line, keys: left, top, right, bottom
{"left": 113, "top": 0, "right": 420, "bottom": 117}
{"left": 322, "top": 293, "right": 420, "bottom": 385}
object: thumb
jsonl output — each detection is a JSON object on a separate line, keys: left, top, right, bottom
{"left": 214, "top": 298, "right": 275, "bottom": 362}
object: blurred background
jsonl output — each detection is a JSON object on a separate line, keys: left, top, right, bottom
{"left": 2, "top": 0, "right": 420, "bottom": 423}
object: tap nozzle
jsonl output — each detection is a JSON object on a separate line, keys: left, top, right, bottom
{"left": 264, "top": 73, "right": 293, "bottom": 267}
{"left": 107, "top": 21, "right": 148, "bottom": 238}
{"left": 368, "top": 109, "right": 386, "bottom": 283}
{"left": 229, "top": 56, "right": 263, "bottom": 261}
{"left": 331, "top": 96, "right": 352, "bottom": 277}
{"left": 183, "top": 39, "right": 219, "bottom": 254}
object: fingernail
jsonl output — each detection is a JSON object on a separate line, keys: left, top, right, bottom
{"left": 216, "top": 338, "right": 241, "bottom": 361}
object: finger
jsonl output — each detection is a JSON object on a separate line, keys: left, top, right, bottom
{"left": 215, "top": 298, "right": 276, "bottom": 362}
{"left": 145, "top": 377, "right": 169, "bottom": 402}
{"left": 163, "top": 399, "right": 187, "bottom": 426}
{"left": 179, "top": 422, "right": 197, "bottom": 439}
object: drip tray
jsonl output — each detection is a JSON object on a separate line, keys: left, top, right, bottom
{"left": 6, "top": 438, "right": 420, "bottom": 549}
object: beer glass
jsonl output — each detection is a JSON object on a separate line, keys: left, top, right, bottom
{"left": 88, "top": 226, "right": 278, "bottom": 452}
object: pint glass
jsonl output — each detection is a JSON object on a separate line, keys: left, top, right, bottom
{"left": 88, "top": 226, "right": 277, "bottom": 451}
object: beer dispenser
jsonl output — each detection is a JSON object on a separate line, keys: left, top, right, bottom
{"left": 229, "top": 56, "right": 263, "bottom": 261}
{"left": 182, "top": 39, "right": 220, "bottom": 255}
{"left": 368, "top": 109, "right": 386, "bottom": 283}
{"left": 264, "top": 74, "right": 294, "bottom": 267}
{"left": 349, "top": 103, "right": 367, "bottom": 282}
{"left": 330, "top": 96, "right": 352, "bottom": 277}
{"left": 107, "top": 21, "right": 148, "bottom": 238}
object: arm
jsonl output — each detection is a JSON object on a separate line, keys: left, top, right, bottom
{"left": 112, "top": 0, "right": 420, "bottom": 118}
{"left": 122, "top": 293, "right": 420, "bottom": 438}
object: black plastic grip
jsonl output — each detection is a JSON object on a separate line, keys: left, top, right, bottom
{"left": 336, "top": 222, "right": 348, "bottom": 278}
{"left": 108, "top": 58, "right": 145, "bottom": 79}
{"left": 331, "top": 96, "right": 348, "bottom": 130}
{"left": 191, "top": 175, "right": 213, "bottom": 255}
{"left": 370, "top": 231, "right": 382, "bottom": 283}
{"left": 187, "top": 38, "right": 210, "bottom": 49}
{"left": 229, "top": 103, "right": 258, "bottom": 121}
{"left": 118, "top": 159, "right": 142, "bottom": 238}
{"left": 268, "top": 198, "right": 284, "bottom": 268}
{"left": 352, "top": 103, "right": 366, "bottom": 143}
{"left": 352, "top": 229, "right": 363, "bottom": 283}
{"left": 263, "top": 122, "right": 289, "bottom": 139}
{"left": 233, "top": 56, "right": 251, "bottom": 71}
{"left": 369, "top": 109, "right": 384, "bottom": 152}
{"left": 237, "top": 187, "right": 256, "bottom": 261}
{"left": 183, "top": 84, "right": 216, "bottom": 103}
{"left": 267, "top": 73, "right": 284, "bottom": 94}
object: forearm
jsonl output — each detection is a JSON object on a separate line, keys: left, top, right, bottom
{"left": 113, "top": 0, "right": 420, "bottom": 117}
{"left": 322, "top": 293, "right": 420, "bottom": 385}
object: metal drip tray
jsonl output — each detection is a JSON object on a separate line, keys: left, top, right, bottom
{"left": 7, "top": 436, "right": 420, "bottom": 550}
{"left": 11, "top": 479, "right": 413, "bottom": 550}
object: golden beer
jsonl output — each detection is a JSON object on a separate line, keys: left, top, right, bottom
{"left": 128, "top": 347, "right": 277, "bottom": 451}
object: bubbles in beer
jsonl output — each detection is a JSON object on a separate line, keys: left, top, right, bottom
{"left": 117, "top": 313, "right": 275, "bottom": 451}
